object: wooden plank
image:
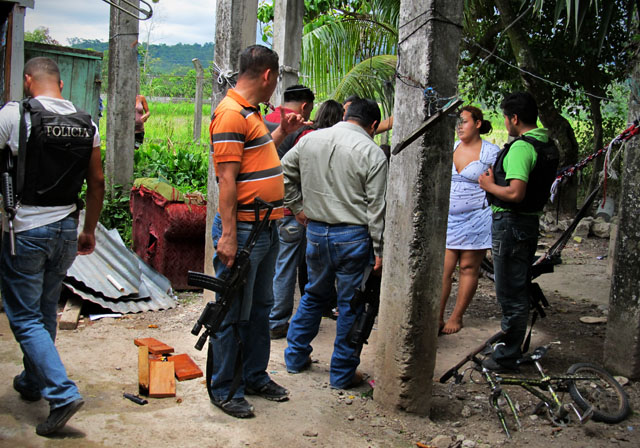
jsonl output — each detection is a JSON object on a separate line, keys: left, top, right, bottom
{"left": 58, "top": 296, "right": 84, "bottom": 330}
{"left": 133, "top": 337, "right": 174, "bottom": 355}
{"left": 138, "top": 345, "right": 149, "bottom": 395}
{"left": 169, "top": 354, "right": 203, "bottom": 381}
{"left": 148, "top": 360, "right": 176, "bottom": 398}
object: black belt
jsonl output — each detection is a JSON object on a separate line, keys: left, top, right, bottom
{"left": 240, "top": 219, "right": 276, "bottom": 231}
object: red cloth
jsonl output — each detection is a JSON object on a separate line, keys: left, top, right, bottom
{"left": 265, "top": 106, "right": 295, "bottom": 123}
{"left": 130, "top": 185, "right": 207, "bottom": 290}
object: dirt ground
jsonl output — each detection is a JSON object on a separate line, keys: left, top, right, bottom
{"left": 0, "top": 231, "right": 638, "bottom": 448}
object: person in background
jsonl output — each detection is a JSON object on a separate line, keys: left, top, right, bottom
{"left": 342, "top": 95, "right": 393, "bottom": 134}
{"left": 266, "top": 84, "right": 314, "bottom": 125}
{"left": 439, "top": 106, "right": 499, "bottom": 334}
{"left": 0, "top": 57, "right": 105, "bottom": 436}
{"left": 282, "top": 98, "right": 387, "bottom": 389}
{"left": 134, "top": 94, "right": 150, "bottom": 149}
{"left": 269, "top": 99, "right": 344, "bottom": 339}
{"left": 478, "top": 92, "right": 559, "bottom": 372}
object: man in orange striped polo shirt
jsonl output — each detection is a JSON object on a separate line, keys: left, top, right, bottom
{"left": 208, "top": 45, "right": 307, "bottom": 418}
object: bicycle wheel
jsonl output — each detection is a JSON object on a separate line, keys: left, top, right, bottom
{"left": 567, "top": 362, "right": 631, "bottom": 424}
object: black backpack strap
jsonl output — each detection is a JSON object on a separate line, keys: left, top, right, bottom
{"left": 205, "top": 323, "right": 245, "bottom": 404}
{"left": 15, "top": 98, "right": 30, "bottom": 199}
{"left": 205, "top": 283, "right": 246, "bottom": 404}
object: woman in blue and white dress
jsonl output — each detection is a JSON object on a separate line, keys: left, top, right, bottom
{"left": 439, "top": 106, "right": 499, "bottom": 334}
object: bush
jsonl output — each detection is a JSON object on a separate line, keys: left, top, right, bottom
{"left": 134, "top": 141, "right": 208, "bottom": 193}
{"left": 98, "top": 141, "right": 209, "bottom": 247}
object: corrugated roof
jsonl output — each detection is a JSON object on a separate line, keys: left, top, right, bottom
{"left": 64, "top": 223, "right": 177, "bottom": 314}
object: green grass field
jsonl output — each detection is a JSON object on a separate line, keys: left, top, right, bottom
{"left": 99, "top": 101, "right": 213, "bottom": 147}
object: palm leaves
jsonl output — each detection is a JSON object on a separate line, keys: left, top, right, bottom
{"left": 300, "top": 1, "right": 400, "bottom": 115}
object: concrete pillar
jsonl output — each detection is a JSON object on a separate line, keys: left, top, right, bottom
{"left": 374, "top": 0, "right": 464, "bottom": 414}
{"left": 204, "top": 0, "right": 258, "bottom": 290}
{"left": 106, "top": 0, "right": 139, "bottom": 193}
{"left": 192, "top": 58, "right": 204, "bottom": 142}
{"left": 270, "top": 0, "right": 304, "bottom": 106}
{"left": 210, "top": 0, "right": 259, "bottom": 110}
{"left": 8, "top": 2, "right": 32, "bottom": 102}
{"left": 603, "top": 57, "right": 640, "bottom": 379}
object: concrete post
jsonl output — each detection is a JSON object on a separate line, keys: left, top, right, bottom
{"left": 270, "top": 0, "right": 304, "bottom": 106}
{"left": 374, "top": 0, "right": 464, "bottom": 414}
{"left": 603, "top": 57, "right": 640, "bottom": 379}
{"left": 106, "top": 0, "right": 139, "bottom": 194}
{"left": 204, "top": 0, "right": 259, "bottom": 292}
{"left": 8, "top": 2, "right": 32, "bottom": 102}
{"left": 192, "top": 58, "right": 204, "bottom": 142}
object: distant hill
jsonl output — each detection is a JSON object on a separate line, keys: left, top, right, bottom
{"left": 69, "top": 38, "right": 214, "bottom": 74}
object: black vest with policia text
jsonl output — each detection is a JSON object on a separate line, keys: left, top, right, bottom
{"left": 19, "top": 98, "right": 95, "bottom": 207}
{"left": 487, "top": 134, "right": 560, "bottom": 213}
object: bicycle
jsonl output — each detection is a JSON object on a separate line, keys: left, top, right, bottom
{"left": 439, "top": 331, "right": 631, "bottom": 438}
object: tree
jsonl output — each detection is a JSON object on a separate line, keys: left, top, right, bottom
{"left": 461, "top": 0, "right": 631, "bottom": 214}
{"left": 24, "top": 27, "right": 59, "bottom": 45}
{"left": 258, "top": 0, "right": 399, "bottom": 115}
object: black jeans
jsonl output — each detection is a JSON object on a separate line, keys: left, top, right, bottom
{"left": 490, "top": 212, "right": 539, "bottom": 368}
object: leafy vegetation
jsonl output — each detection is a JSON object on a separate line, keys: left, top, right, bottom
{"left": 133, "top": 141, "right": 208, "bottom": 194}
{"left": 98, "top": 101, "right": 210, "bottom": 246}
{"left": 24, "top": 26, "right": 59, "bottom": 45}
{"left": 99, "top": 101, "right": 212, "bottom": 145}
{"left": 258, "top": 0, "right": 399, "bottom": 114}
{"left": 70, "top": 38, "right": 215, "bottom": 74}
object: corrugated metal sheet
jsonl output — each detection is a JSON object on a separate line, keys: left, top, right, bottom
{"left": 64, "top": 223, "right": 177, "bottom": 314}
{"left": 67, "top": 229, "right": 143, "bottom": 299}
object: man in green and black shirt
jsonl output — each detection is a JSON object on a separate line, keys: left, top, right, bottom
{"left": 478, "top": 92, "right": 559, "bottom": 371}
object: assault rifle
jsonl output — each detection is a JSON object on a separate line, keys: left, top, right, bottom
{"left": 188, "top": 198, "right": 274, "bottom": 350}
{"left": 346, "top": 266, "right": 381, "bottom": 357}
{"left": 1, "top": 152, "right": 16, "bottom": 256}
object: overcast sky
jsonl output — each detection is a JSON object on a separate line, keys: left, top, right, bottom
{"left": 25, "top": 0, "right": 218, "bottom": 46}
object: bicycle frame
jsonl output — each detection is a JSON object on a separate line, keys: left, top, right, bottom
{"left": 473, "top": 355, "right": 595, "bottom": 437}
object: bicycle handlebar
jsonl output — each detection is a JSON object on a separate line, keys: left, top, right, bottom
{"left": 439, "top": 331, "right": 505, "bottom": 384}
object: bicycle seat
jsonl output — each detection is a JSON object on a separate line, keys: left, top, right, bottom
{"left": 517, "top": 346, "right": 549, "bottom": 364}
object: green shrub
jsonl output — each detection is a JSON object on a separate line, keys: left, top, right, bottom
{"left": 134, "top": 141, "right": 208, "bottom": 193}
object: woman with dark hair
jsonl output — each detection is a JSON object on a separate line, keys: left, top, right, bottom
{"left": 439, "top": 106, "right": 499, "bottom": 334}
{"left": 314, "top": 99, "right": 344, "bottom": 129}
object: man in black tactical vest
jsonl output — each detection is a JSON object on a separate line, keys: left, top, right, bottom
{"left": 478, "top": 92, "right": 559, "bottom": 372}
{"left": 0, "top": 57, "right": 105, "bottom": 436}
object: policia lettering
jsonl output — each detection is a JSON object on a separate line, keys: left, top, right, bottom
{"left": 43, "top": 125, "right": 93, "bottom": 139}
{"left": 19, "top": 98, "right": 95, "bottom": 207}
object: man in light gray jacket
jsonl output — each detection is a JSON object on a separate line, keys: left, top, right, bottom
{"left": 281, "top": 98, "right": 387, "bottom": 388}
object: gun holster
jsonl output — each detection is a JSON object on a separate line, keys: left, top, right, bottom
{"left": 346, "top": 267, "right": 381, "bottom": 350}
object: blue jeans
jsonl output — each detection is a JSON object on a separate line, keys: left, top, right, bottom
{"left": 210, "top": 213, "right": 278, "bottom": 401}
{"left": 285, "top": 221, "right": 370, "bottom": 388}
{"left": 490, "top": 212, "right": 539, "bottom": 368}
{"left": 1, "top": 215, "right": 82, "bottom": 410}
{"left": 270, "top": 216, "right": 306, "bottom": 330}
